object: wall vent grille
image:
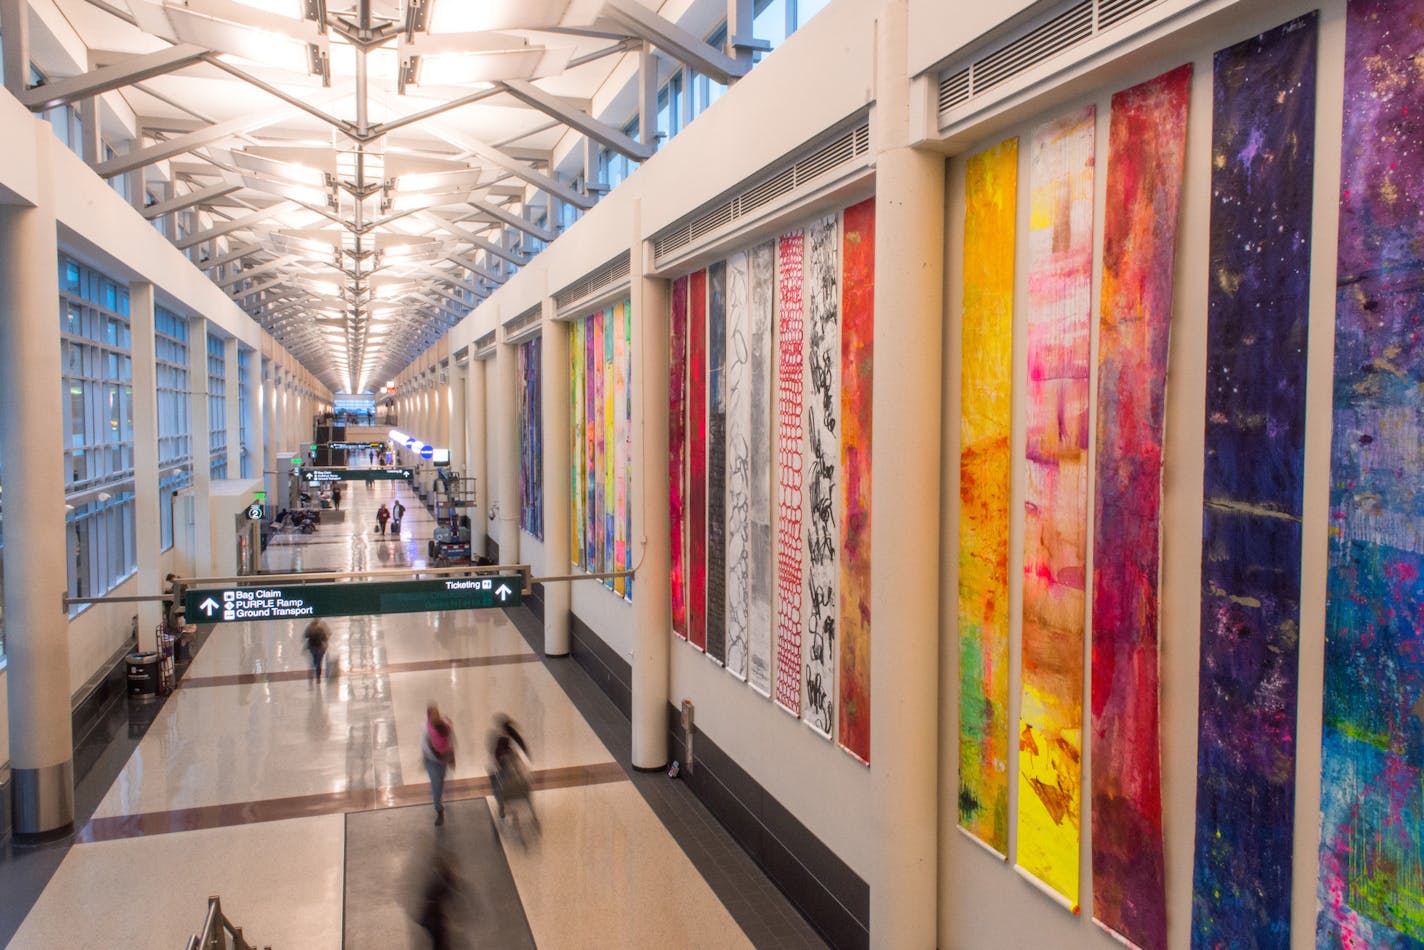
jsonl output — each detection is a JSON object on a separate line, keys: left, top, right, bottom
{"left": 474, "top": 330, "right": 497, "bottom": 358}
{"left": 1098, "top": 0, "right": 1157, "bottom": 29}
{"left": 505, "top": 304, "right": 543, "bottom": 340}
{"left": 653, "top": 118, "right": 871, "bottom": 263}
{"left": 554, "top": 253, "right": 632, "bottom": 313}
{"left": 937, "top": 0, "right": 1165, "bottom": 124}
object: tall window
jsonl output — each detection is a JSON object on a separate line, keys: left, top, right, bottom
{"left": 208, "top": 332, "right": 228, "bottom": 479}
{"left": 59, "top": 256, "right": 137, "bottom": 613}
{"left": 238, "top": 347, "right": 253, "bottom": 478}
{"left": 156, "top": 306, "right": 192, "bottom": 551}
{"left": 60, "top": 257, "right": 133, "bottom": 489}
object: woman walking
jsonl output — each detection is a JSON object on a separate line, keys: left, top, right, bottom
{"left": 421, "top": 703, "right": 456, "bottom": 825}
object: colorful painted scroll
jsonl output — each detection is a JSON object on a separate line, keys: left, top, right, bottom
{"left": 1317, "top": 3, "right": 1424, "bottom": 946}
{"left": 774, "top": 230, "right": 807, "bottom": 714}
{"left": 838, "top": 197, "right": 874, "bottom": 764}
{"left": 1016, "top": 105, "right": 1095, "bottom": 908}
{"left": 1090, "top": 64, "right": 1190, "bottom": 950}
{"left": 1191, "top": 15, "right": 1316, "bottom": 949}
{"left": 725, "top": 251, "right": 752, "bottom": 680}
{"left": 707, "top": 262, "right": 729, "bottom": 664}
{"left": 804, "top": 214, "right": 840, "bottom": 738}
{"left": 747, "top": 242, "right": 776, "bottom": 696}
{"left": 517, "top": 335, "right": 543, "bottom": 539}
{"left": 569, "top": 302, "right": 636, "bottom": 597}
{"left": 572, "top": 319, "right": 585, "bottom": 569}
{"left": 614, "top": 303, "right": 630, "bottom": 597}
{"left": 958, "top": 138, "right": 1018, "bottom": 854}
{"left": 689, "top": 271, "right": 709, "bottom": 650}
{"left": 670, "top": 276, "right": 689, "bottom": 637}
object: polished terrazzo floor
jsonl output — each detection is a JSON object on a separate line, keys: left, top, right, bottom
{"left": 2, "top": 474, "right": 828, "bottom": 948}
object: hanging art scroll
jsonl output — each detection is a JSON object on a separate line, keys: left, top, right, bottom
{"left": 1090, "top": 64, "right": 1190, "bottom": 950}
{"left": 725, "top": 251, "right": 752, "bottom": 680}
{"left": 747, "top": 242, "right": 776, "bottom": 696}
{"left": 957, "top": 137, "right": 1018, "bottom": 855}
{"left": 569, "top": 302, "right": 635, "bottom": 598}
{"left": 517, "top": 335, "right": 543, "bottom": 539}
{"left": 1016, "top": 104, "right": 1095, "bottom": 909}
{"left": 670, "top": 276, "right": 689, "bottom": 636}
{"left": 1191, "top": 15, "right": 1316, "bottom": 949}
{"left": 774, "top": 230, "right": 807, "bottom": 715}
{"left": 1317, "top": 2, "right": 1424, "bottom": 947}
{"left": 803, "top": 214, "right": 840, "bottom": 738}
{"left": 689, "top": 271, "right": 709, "bottom": 650}
{"left": 837, "top": 197, "right": 874, "bottom": 764}
{"left": 707, "top": 262, "right": 729, "bottom": 664}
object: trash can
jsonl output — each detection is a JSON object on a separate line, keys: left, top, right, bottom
{"left": 126, "top": 652, "right": 160, "bottom": 698}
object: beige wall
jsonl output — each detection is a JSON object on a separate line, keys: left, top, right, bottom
{"left": 935, "top": 0, "right": 1345, "bottom": 946}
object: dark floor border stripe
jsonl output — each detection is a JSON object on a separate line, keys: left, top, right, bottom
{"left": 77, "top": 761, "right": 626, "bottom": 843}
{"left": 508, "top": 602, "right": 867, "bottom": 950}
{"left": 180, "top": 651, "right": 539, "bottom": 689}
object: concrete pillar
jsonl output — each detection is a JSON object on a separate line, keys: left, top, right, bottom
{"left": 224, "top": 336, "right": 241, "bottom": 476}
{"left": 1, "top": 0, "right": 30, "bottom": 97}
{"left": 495, "top": 328, "right": 520, "bottom": 564}
{"left": 244, "top": 346, "right": 261, "bottom": 481}
{"left": 437, "top": 365, "right": 450, "bottom": 446}
{"left": 449, "top": 362, "right": 467, "bottom": 481}
{"left": 868, "top": 1, "right": 943, "bottom": 946}
{"left": 188, "top": 319, "right": 213, "bottom": 576}
{"left": 129, "top": 282, "right": 162, "bottom": 648}
{"left": 467, "top": 355, "right": 488, "bottom": 558}
{"left": 263, "top": 360, "right": 278, "bottom": 511}
{"left": 638, "top": 44, "right": 658, "bottom": 148}
{"left": 80, "top": 97, "right": 102, "bottom": 165}
{"left": 727, "top": 0, "right": 755, "bottom": 66}
{"left": 631, "top": 211, "right": 672, "bottom": 769}
{"left": 541, "top": 301, "right": 571, "bottom": 656}
{"left": 0, "top": 129, "right": 75, "bottom": 835}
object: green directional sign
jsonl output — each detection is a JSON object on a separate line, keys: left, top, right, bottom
{"left": 327, "top": 441, "right": 386, "bottom": 450}
{"left": 185, "top": 575, "right": 524, "bottom": 624}
{"left": 302, "top": 467, "right": 413, "bottom": 483}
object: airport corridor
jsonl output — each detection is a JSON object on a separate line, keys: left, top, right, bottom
{"left": 2, "top": 478, "right": 827, "bottom": 948}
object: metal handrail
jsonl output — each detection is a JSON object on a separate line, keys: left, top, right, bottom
{"left": 184, "top": 895, "right": 270, "bottom": 950}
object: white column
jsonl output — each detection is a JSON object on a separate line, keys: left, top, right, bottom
{"left": 467, "top": 356, "right": 489, "bottom": 558}
{"left": 495, "top": 328, "right": 520, "bottom": 564}
{"left": 631, "top": 215, "right": 672, "bottom": 769}
{"left": 263, "top": 360, "right": 278, "bottom": 510}
{"left": 449, "top": 362, "right": 467, "bottom": 481}
{"left": 541, "top": 301, "right": 571, "bottom": 656}
{"left": 868, "top": 1, "right": 943, "bottom": 945}
{"left": 0, "top": 131, "right": 75, "bottom": 835}
{"left": 188, "top": 319, "right": 213, "bottom": 576}
{"left": 129, "top": 282, "right": 162, "bottom": 649}
{"left": 244, "top": 347, "right": 262, "bottom": 484}
{"left": 224, "top": 336, "right": 241, "bottom": 476}
{"left": 1, "top": 0, "right": 30, "bottom": 97}
{"left": 437, "top": 365, "right": 450, "bottom": 446}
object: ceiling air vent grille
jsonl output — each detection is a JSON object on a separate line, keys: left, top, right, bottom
{"left": 938, "top": 0, "right": 1165, "bottom": 124}
{"left": 939, "top": 67, "right": 971, "bottom": 112}
{"left": 504, "top": 304, "right": 543, "bottom": 341}
{"left": 555, "top": 253, "right": 632, "bottom": 312}
{"left": 474, "top": 330, "right": 497, "bottom": 358}
{"left": 653, "top": 119, "right": 871, "bottom": 263}
{"left": 1098, "top": 0, "right": 1157, "bottom": 29}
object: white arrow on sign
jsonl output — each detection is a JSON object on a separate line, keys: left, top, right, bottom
{"left": 199, "top": 597, "right": 220, "bottom": 617}
{"left": 496, "top": 584, "right": 512, "bottom": 601}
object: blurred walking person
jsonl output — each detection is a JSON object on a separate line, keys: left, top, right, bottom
{"left": 422, "top": 703, "right": 456, "bottom": 825}
{"left": 303, "top": 618, "right": 330, "bottom": 684}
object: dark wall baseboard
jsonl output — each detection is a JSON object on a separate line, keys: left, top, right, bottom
{"left": 71, "top": 645, "right": 132, "bottom": 757}
{"left": 554, "top": 607, "right": 869, "bottom": 950}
